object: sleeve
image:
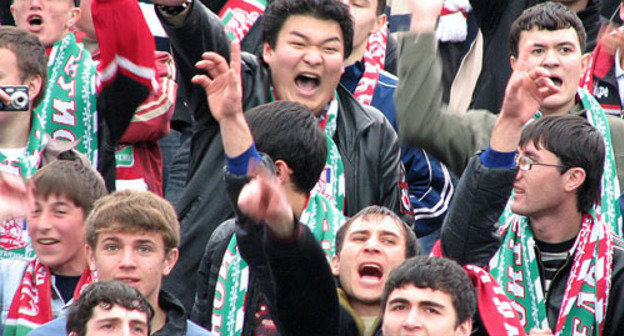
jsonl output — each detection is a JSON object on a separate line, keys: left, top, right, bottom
{"left": 119, "top": 51, "right": 177, "bottom": 144}
{"left": 156, "top": 0, "right": 231, "bottom": 126}
{"left": 396, "top": 33, "right": 496, "bottom": 177}
{"left": 439, "top": 155, "right": 516, "bottom": 266}
{"left": 93, "top": 0, "right": 156, "bottom": 145}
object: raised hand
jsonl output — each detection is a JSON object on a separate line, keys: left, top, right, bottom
{"left": 499, "top": 66, "right": 559, "bottom": 124}
{"left": 238, "top": 164, "right": 295, "bottom": 240}
{"left": 0, "top": 172, "right": 34, "bottom": 220}
{"left": 192, "top": 41, "right": 243, "bottom": 123}
{"left": 408, "top": 0, "right": 443, "bottom": 32}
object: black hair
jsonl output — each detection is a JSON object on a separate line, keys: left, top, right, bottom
{"left": 335, "top": 205, "right": 418, "bottom": 258}
{"left": 66, "top": 281, "right": 154, "bottom": 336}
{"left": 509, "top": 1, "right": 587, "bottom": 56}
{"left": 519, "top": 115, "right": 604, "bottom": 213}
{"left": 246, "top": 101, "right": 327, "bottom": 194}
{"left": 381, "top": 256, "right": 476, "bottom": 327}
{"left": 262, "top": 0, "right": 354, "bottom": 59}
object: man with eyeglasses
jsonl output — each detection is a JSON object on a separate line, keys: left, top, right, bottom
{"left": 436, "top": 109, "right": 624, "bottom": 335}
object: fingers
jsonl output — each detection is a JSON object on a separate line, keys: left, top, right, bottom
{"left": 230, "top": 41, "right": 242, "bottom": 78}
{"left": 191, "top": 74, "right": 212, "bottom": 89}
{"left": 194, "top": 51, "right": 230, "bottom": 79}
{"left": 0, "top": 88, "right": 10, "bottom": 106}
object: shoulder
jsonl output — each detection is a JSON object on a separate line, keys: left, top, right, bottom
{"left": 378, "top": 69, "right": 398, "bottom": 86}
{"left": 185, "top": 320, "right": 214, "bottom": 336}
{"left": 26, "top": 316, "right": 67, "bottom": 336}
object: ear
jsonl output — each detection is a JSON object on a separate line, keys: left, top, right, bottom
{"left": 86, "top": 244, "right": 97, "bottom": 272}
{"left": 162, "top": 248, "right": 179, "bottom": 276}
{"left": 372, "top": 14, "right": 387, "bottom": 35}
{"left": 262, "top": 42, "right": 275, "bottom": 65}
{"left": 510, "top": 56, "right": 517, "bottom": 71}
{"left": 580, "top": 52, "right": 590, "bottom": 73}
{"left": 563, "top": 167, "right": 586, "bottom": 193}
{"left": 69, "top": 332, "right": 79, "bottom": 336}
{"left": 455, "top": 319, "right": 472, "bottom": 336}
{"left": 330, "top": 254, "right": 340, "bottom": 277}
{"left": 67, "top": 7, "right": 81, "bottom": 29}
{"left": 274, "top": 159, "right": 293, "bottom": 186}
{"left": 26, "top": 75, "right": 42, "bottom": 107}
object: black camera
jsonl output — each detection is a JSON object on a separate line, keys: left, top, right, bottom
{"left": 0, "top": 86, "right": 29, "bottom": 111}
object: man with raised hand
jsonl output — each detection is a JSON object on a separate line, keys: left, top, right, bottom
{"left": 397, "top": 0, "right": 624, "bottom": 235}
{"left": 153, "top": 0, "right": 409, "bottom": 311}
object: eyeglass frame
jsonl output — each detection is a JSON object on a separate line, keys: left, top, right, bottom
{"left": 515, "top": 155, "right": 569, "bottom": 172}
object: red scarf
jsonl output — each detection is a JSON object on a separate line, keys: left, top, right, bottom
{"left": 431, "top": 241, "right": 526, "bottom": 336}
{"left": 353, "top": 25, "right": 388, "bottom": 106}
{"left": 4, "top": 259, "right": 94, "bottom": 336}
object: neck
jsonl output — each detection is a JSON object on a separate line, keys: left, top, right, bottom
{"left": 539, "top": 99, "right": 576, "bottom": 117}
{"left": 350, "top": 299, "right": 381, "bottom": 319}
{"left": 51, "top": 257, "right": 87, "bottom": 277}
{"left": 529, "top": 206, "right": 584, "bottom": 244}
{"left": 285, "top": 188, "right": 308, "bottom": 218}
{"left": 149, "top": 293, "right": 167, "bottom": 335}
{"left": 563, "top": 0, "right": 590, "bottom": 13}
{"left": 0, "top": 112, "right": 31, "bottom": 149}
{"left": 345, "top": 41, "right": 367, "bottom": 67}
{"left": 81, "top": 36, "right": 99, "bottom": 54}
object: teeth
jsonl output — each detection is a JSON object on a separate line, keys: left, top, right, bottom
{"left": 38, "top": 239, "right": 58, "bottom": 244}
{"left": 362, "top": 263, "right": 381, "bottom": 271}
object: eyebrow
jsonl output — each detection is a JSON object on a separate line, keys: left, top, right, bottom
{"left": 289, "top": 31, "right": 342, "bottom": 45}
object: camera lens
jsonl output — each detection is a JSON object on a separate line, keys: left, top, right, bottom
{"left": 11, "top": 91, "right": 28, "bottom": 110}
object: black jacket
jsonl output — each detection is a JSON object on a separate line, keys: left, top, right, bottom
{"left": 441, "top": 155, "right": 624, "bottom": 336}
{"left": 191, "top": 169, "right": 340, "bottom": 336}
{"left": 469, "top": 0, "right": 602, "bottom": 113}
{"left": 158, "top": 0, "right": 409, "bottom": 311}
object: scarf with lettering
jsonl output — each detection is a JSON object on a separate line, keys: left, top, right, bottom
{"left": 211, "top": 192, "right": 344, "bottom": 336}
{"left": 499, "top": 88, "right": 622, "bottom": 236}
{"left": 3, "top": 259, "right": 95, "bottom": 336}
{"left": 430, "top": 242, "right": 527, "bottom": 336}
{"left": 36, "top": 32, "right": 98, "bottom": 168}
{"left": 218, "top": 0, "right": 268, "bottom": 42}
{"left": 353, "top": 25, "right": 387, "bottom": 106}
{"left": 0, "top": 114, "right": 48, "bottom": 260}
{"left": 489, "top": 212, "right": 612, "bottom": 336}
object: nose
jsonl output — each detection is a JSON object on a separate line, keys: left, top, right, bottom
{"left": 363, "top": 238, "right": 382, "bottom": 253}
{"left": 27, "top": 0, "right": 43, "bottom": 8}
{"left": 540, "top": 48, "right": 560, "bottom": 68}
{"left": 34, "top": 208, "right": 54, "bottom": 231}
{"left": 402, "top": 308, "right": 423, "bottom": 330}
{"left": 119, "top": 247, "right": 137, "bottom": 269}
{"left": 303, "top": 48, "right": 322, "bottom": 66}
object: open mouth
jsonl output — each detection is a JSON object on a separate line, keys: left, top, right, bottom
{"left": 358, "top": 263, "right": 383, "bottom": 282}
{"left": 27, "top": 14, "right": 43, "bottom": 26}
{"left": 295, "top": 73, "right": 320, "bottom": 92}
{"left": 37, "top": 238, "right": 60, "bottom": 245}
{"left": 550, "top": 76, "right": 563, "bottom": 87}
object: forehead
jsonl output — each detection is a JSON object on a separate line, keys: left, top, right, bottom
{"left": 277, "top": 14, "right": 343, "bottom": 42}
{"left": 347, "top": 215, "right": 405, "bottom": 237}
{"left": 519, "top": 140, "right": 558, "bottom": 160}
{"left": 96, "top": 231, "right": 164, "bottom": 246}
{"left": 386, "top": 284, "right": 454, "bottom": 309}
{"left": 90, "top": 304, "right": 148, "bottom": 325}
{"left": 517, "top": 27, "right": 581, "bottom": 51}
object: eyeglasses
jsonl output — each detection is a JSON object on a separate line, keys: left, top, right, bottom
{"left": 516, "top": 155, "right": 568, "bottom": 171}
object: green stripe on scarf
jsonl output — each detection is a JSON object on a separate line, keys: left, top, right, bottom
{"left": 36, "top": 33, "right": 98, "bottom": 167}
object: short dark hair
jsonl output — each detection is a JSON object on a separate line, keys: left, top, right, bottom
{"left": 509, "top": 2, "right": 587, "bottom": 56}
{"left": 375, "top": 0, "right": 387, "bottom": 16}
{"left": 519, "top": 115, "right": 604, "bottom": 213}
{"left": 381, "top": 256, "right": 476, "bottom": 327}
{"left": 246, "top": 101, "right": 327, "bottom": 194}
{"left": 262, "top": 0, "right": 354, "bottom": 59}
{"left": 0, "top": 26, "right": 48, "bottom": 109}
{"left": 66, "top": 281, "right": 154, "bottom": 336}
{"left": 33, "top": 151, "right": 107, "bottom": 217}
{"left": 335, "top": 205, "right": 418, "bottom": 258}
